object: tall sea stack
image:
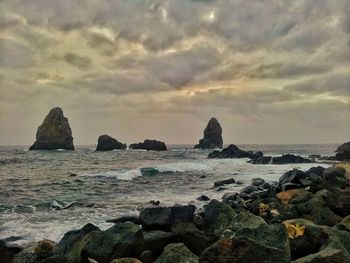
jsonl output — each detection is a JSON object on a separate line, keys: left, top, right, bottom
{"left": 194, "top": 117, "right": 223, "bottom": 149}
{"left": 29, "top": 107, "right": 74, "bottom": 150}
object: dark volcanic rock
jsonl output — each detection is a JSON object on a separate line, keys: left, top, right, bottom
{"left": 129, "top": 139, "right": 167, "bottom": 151}
{"left": 0, "top": 240, "right": 23, "bottom": 263}
{"left": 208, "top": 144, "right": 262, "bottom": 159}
{"left": 214, "top": 178, "right": 236, "bottom": 187}
{"left": 96, "top": 134, "right": 126, "bottom": 151}
{"left": 251, "top": 154, "right": 313, "bottom": 164}
{"left": 154, "top": 243, "right": 198, "bottom": 263}
{"left": 335, "top": 141, "right": 350, "bottom": 161}
{"left": 194, "top": 117, "right": 223, "bottom": 149}
{"left": 29, "top": 107, "right": 74, "bottom": 150}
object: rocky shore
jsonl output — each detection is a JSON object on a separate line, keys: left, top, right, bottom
{"left": 2, "top": 163, "right": 350, "bottom": 263}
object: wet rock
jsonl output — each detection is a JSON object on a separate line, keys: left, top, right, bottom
{"left": 110, "top": 258, "right": 142, "bottom": 263}
{"left": 53, "top": 223, "right": 100, "bottom": 263}
{"left": 194, "top": 117, "right": 223, "bottom": 149}
{"left": 106, "top": 215, "right": 141, "bottom": 224}
{"left": 328, "top": 188, "right": 350, "bottom": 217}
{"left": 208, "top": 144, "right": 261, "bottom": 159}
{"left": 95, "top": 134, "right": 127, "bottom": 151}
{"left": 82, "top": 222, "right": 144, "bottom": 263}
{"left": 251, "top": 178, "right": 265, "bottom": 187}
{"left": 222, "top": 192, "right": 246, "bottom": 210}
{"left": 29, "top": 107, "right": 74, "bottom": 150}
{"left": 12, "top": 250, "right": 36, "bottom": 263}
{"left": 252, "top": 154, "right": 313, "bottom": 165}
{"left": 129, "top": 139, "right": 167, "bottom": 151}
{"left": 34, "top": 239, "right": 56, "bottom": 260}
{"left": 197, "top": 195, "right": 210, "bottom": 201}
{"left": 213, "top": 178, "right": 235, "bottom": 187}
{"left": 143, "top": 230, "right": 177, "bottom": 257}
{"left": 154, "top": 243, "right": 198, "bottom": 263}
{"left": 140, "top": 205, "right": 195, "bottom": 229}
{"left": 0, "top": 240, "right": 22, "bottom": 263}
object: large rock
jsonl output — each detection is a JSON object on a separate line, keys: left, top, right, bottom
{"left": 208, "top": 144, "right": 262, "bottom": 159}
{"left": 335, "top": 141, "right": 350, "bottom": 161}
{"left": 154, "top": 243, "right": 198, "bottom": 263}
{"left": 194, "top": 118, "right": 223, "bottom": 149}
{"left": 0, "top": 240, "right": 22, "bottom": 263}
{"left": 143, "top": 230, "right": 177, "bottom": 257}
{"left": 95, "top": 134, "right": 126, "bottom": 151}
{"left": 11, "top": 250, "right": 37, "bottom": 263}
{"left": 129, "top": 139, "right": 167, "bottom": 151}
{"left": 29, "top": 107, "right": 74, "bottom": 150}
{"left": 34, "top": 239, "right": 57, "bottom": 260}
{"left": 251, "top": 154, "right": 313, "bottom": 165}
{"left": 82, "top": 222, "right": 144, "bottom": 263}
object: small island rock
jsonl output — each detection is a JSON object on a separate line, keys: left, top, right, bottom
{"left": 95, "top": 135, "right": 126, "bottom": 151}
{"left": 195, "top": 118, "right": 223, "bottom": 149}
{"left": 29, "top": 107, "right": 74, "bottom": 150}
{"left": 129, "top": 139, "right": 167, "bottom": 151}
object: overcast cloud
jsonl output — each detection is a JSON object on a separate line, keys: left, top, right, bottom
{"left": 0, "top": 0, "right": 349, "bottom": 145}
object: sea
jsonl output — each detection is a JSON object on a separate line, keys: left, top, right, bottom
{"left": 0, "top": 144, "right": 338, "bottom": 246}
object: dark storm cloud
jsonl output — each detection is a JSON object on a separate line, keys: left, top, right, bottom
{"left": 64, "top": 53, "right": 92, "bottom": 71}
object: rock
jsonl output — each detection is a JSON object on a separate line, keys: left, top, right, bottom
{"left": 203, "top": 200, "right": 236, "bottom": 236}
{"left": 252, "top": 154, "right": 313, "bottom": 165}
{"left": 328, "top": 188, "right": 350, "bottom": 217}
{"left": 82, "top": 222, "right": 144, "bottom": 263}
{"left": 197, "top": 195, "right": 210, "bottom": 201}
{"left": 11, "top": 250, "right": 37, "bottom": 263}
{"left": 251, "top": 178, "right": 265, "bottom": 187}
{"left": 140, "top": 205, "right": 195, "bottom": 229}
{"left": 279, "top": 169, "right": 307, "bottom": 186}
{"left": 222, "top": 192, "right": 246, "bottom": 210}
{"left": 95, "top": 135, "right": 126, "bottom": 151}
{"left": 29, "top": 107, "right": 74, "bottom": 150}
{"left": 140, "top": 250, "right": 153, "bottom": 263}
{"left": 39, "top": 254, "right": 68, "bottom": 263}
{"left": 106, "top": 215, "right": 141, "bottom": 224}
{"left": 170, "top": 223, "right": 217, "bottom": 256}
{"left": 0, "top": 240, "right": 22, "bottom": 263}
{"left": 143, "top": 230, "right": 177, "bottom": 257}
{"left": 208, "top": 144, "right": 260, "bottom": 159}
{"left": 200, "top": 224, "right": 290, "bottom": 263}
{"left": 110, "top": 258, "right": 142, "bottom": 263}
{"left": 194, "top": 118, "right": 223, "bottom": 149}
{"left": 154, "top": 243, "right": 198, "bottom": 263}
{"left": 334, "top": 215, "right": 350, "bottom": 232}
{"left": 323, "top": 166, "right": 347, "bottom": 178}
{"left": 335, "top": 141, "right": 350, "bottom": 161}
{"left": 213, "top": 178, "right": 235, "bottom": 187}
{"left": 276, "top": 189, "right": 304, "bottom": 205}
{"left": 129, "top": 139, "right": 167, "bottom": 151}
{"left": 34, "top": 239, "right": 56, "bottom": 260}
{"left": 53, "top": 223, "right": 100, "bottom": 263}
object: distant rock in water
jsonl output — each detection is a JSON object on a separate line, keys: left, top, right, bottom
{"left": 250, "top": 154, "right": 313, "bottom": 165}
{"left": 129, "top": 139, "right": 167, "bottom": 151}
{"left": 208, "top": 144, "right": 263, "bottom": 159}
{"left": 335, "top": 141, "right": 350, "bottom": 162}
{"left": 194, "top": 117, "right": 223, "bottom": 149}
{"left": 95, "top": 134, "right": 126, "bottom": 151}
{"left": 29, "top": 107, "right": 74, "bottom": 150}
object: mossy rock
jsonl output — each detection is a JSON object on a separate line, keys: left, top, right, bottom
{"left": 154, "top": 243, "right": 198, "bottom": 263}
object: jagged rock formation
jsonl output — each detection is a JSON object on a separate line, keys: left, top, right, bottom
{"left": 335, "top": 141, "right": 350, "bottom": 161}
{"left": 194, "top": 118, "right": 223, "bottom": 149}
{"left": 29, "top": 107, "right": 74, "bottom": 150}
{"left": 95, "top": 135, "right": 126, "bottom": 151}
{"left": 208, "top": 144, "right": 263, "bottom": 159}
{"left": 129, "top": 139, "right": 167, "bottom": 151}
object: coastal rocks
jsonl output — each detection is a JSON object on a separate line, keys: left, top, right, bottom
{"left": 29, "top": 107, "right": 74, "bottom": 150}
{"left": 335, "top": 141, "right": 350, "bottom": 161}
{"left": 194, "top": 118, "right": 223, "bottom": 149}
{"left": 12, "top": 250, "right": 37, "bottom": 263}
{"left": 208, "top": 144, "right": 262, "bottom": 159}
{"left": 34, "top": 239, "right": 57, "bottom": 260}
{"left": 213, "top": 178, "right": 236, "bottom": 187}
{"left": 110, "top": 259, "right": 142, "bottom": 263}
{"left": 143, "top": 230, "right": 177, "bottom": 257}
{"left": 82, "top": 222, "right": 144, "bottom": 263}
{"left": 154, "top": 243, "right": 199, "bottom": 263}
{"left": 95, "top": 135, "right": 126, "bottom": 151}
{"left": 251, "top": 154, "right": 313, "bottom": 165}
{"left": 129, "top": 139, "right": 167, "bottom": 151}
{"left": 140, "top": 205, "right": 195, "bottom": 229}
{"left": 0, "top": 240, "right": 22, "bottom": 263}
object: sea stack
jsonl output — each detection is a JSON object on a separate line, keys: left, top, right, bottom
{"left": 95, "top": 135, "right": 127, "bottom": 151}
{"left": 194, "top": 117, "right": 223, "bottom": 149}
{"left": 29, "top": 107, "right": 74, "bottom": 150}
{"left": 335, "top": 141, "right": 350, "bottom": 161}
{"left": 129, "top": 139, "right": 167, "bottom": 151}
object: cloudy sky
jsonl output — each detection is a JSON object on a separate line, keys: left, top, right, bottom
{"left": 0, "top": 0, "right": 349, "bottom": 145}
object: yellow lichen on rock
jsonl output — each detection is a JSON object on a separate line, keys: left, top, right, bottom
{"left": 336, "top": 163, "right": 350, "bottom": 180}
{"left": 259, "top": 203, "right": 269, "bottom": 216}
{"left": 283, "top": 222, "right": 305, "bottom": 239}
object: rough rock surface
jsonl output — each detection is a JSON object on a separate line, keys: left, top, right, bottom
{"left": 154, "top": 243, "right": 198, "bottom": 263}
{"left": 195, "top": 118, "right": 223, "bottom": 149}
{"left": 129, "top": 139, "right": 167, "bottom": 151}
{"left": 29, "top": 107, "right": 74, "bottom": 150}
{"left": 208, "top": 144, "right": 262, "bottom": 159}
{"left": 95, "top": 134, "right": 126, "bottom": 151}
{"left": 335, "top": 141, "right": 350, "bottom": 161}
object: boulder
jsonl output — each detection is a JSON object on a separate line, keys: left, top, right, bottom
{"left": 0, "top": 240, "right": 22, "bottom": 263}
{"left": 53, "top": 223, "right": 100, "bottom": 263}
{"left": 194, "top": 118, "right": 223, "bottom": 149}
{"left": 34, "top": 239, "right": 57, "bottom": 260}
{"left": 154, "top": 243, "right": 198, "bottom": 263}
{"left": 328, "top": 188, "right": 350, "bottom": 217}
{"left": 82, "top": 222, "right": 144, "bottom": 263}
{"left": 39, "top": 254, "right": 68, "bottom": 263}
{"left": 143, "top": 230, "right": 177, "bottom": 257}
{"left": 197, "top": 195, "right": 210, "bottom": 201}
{"left": 11, "top": 250, "right": 36, "bottom": 263}
{"left": 335, "top": 141, "right": 350, "bottom": 161}
{"left": 110, "top": 258, "right": 142, "bottom": 263}
{"left": 213, "top": 178, "right": 236, "bottom": 187}
{"left": 252, "top": 154, "right": 313, "bottom": 165}
{"left": 106, "top": 215, "right": 141, "bottom": 225}
{"left": 95, "top": 135, "right": 126, "bottom": 151}
{"left": 129, "top": 139, "right": 167, "bottom": 151}
{"left": 208, "top": 144, "right": 261, "bottom": 159}
{"left": 334, "top": 215, "right": 350, "bottom": 232}
{"left": 140, "top": 205, "right": 195, "bottom": 229}
{"left": 29, "top": 107, "right": 74, "bottom": 150}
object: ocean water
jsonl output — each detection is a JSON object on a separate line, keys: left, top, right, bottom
{"left": 0, "top": 144, "right": 337, "bottom": 245}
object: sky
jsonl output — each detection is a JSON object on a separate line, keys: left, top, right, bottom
{"left": 0, "top": 0, "right": 349, "bottom": 146}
